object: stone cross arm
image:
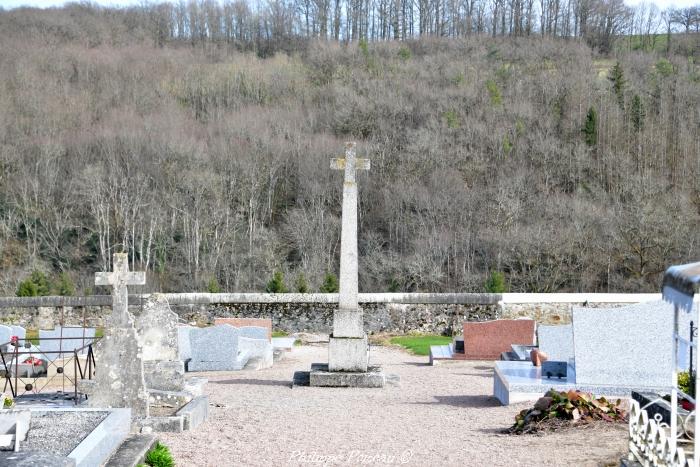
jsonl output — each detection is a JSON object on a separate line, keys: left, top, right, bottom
{"left": 95, "top": 253, "right": 146, "bottom": 287}
{"left": 95, "top": 271, "right": 146, "bottom": 286}
{"left": 330, "top": 158, "right": 371, "bottom": 171}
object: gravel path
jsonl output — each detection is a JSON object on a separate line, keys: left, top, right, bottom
{"left": 160, "top": 345, "right": 627, "bottom": 466}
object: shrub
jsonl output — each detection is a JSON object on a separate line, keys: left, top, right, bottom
{"left": 144, "top": 442, "right": 174, "bottom": 467}
{"left": 319, "top": 273, "right": 339, "bottom": 293}
{"left": 486, "top": 79, "right": 502, "bottom": 106}
{"left": 443, "top": 109, "right": 459, "bottom": 129}
{"left": 265, "top": 271, "right": 288, "bottom": 293}
{"left": 295, "top": 273, "right": 309, "bottom": 293}
{"left": 655, "top": 58, "right": 674, "bottom": 78}
{"left": 397, "top": 46, "right": 411, "bottom": 61}
{"left": 206, "top": 276, "right": 222, "bottom": 293}
{"left": 17, "top": 270, "right": 52, "bottom": 297}
{"left": 54, "top": 272, "right": 75, "bottom": 296}
{"left": 485, "top": 271, "right": 507, "bottom": 293}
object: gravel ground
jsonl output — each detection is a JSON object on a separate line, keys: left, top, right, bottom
{"left": 160, "top": 345, "right": 627, "bottom": 466}
{"left": 22, "top": 410, "right": 108, "bottom": 456}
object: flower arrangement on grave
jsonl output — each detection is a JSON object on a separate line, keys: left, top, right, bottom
{"left": 508, "top": 389, "right": 625, "bottom": 434}
{"left": 9, "top": 336, "right": 18, "bottom": 346}
{"left": 22, "top": 356, "right": 44, "bottom": 367}
{"left": 678, "top": 371, "right": 696, "bottom": 411}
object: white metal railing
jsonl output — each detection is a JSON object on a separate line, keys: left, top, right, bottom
{"left": 629, "top": 399, "right": 694, "bottom": 466}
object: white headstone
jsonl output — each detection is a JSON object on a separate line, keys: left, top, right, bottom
{"left": 0, "top": 325, "right": 12, "bottom": 346}
{"left": 38, "top": 327, "right": 96, "bottom": 361}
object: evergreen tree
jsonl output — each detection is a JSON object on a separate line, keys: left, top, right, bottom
{"left": 206, "top": 276, "right": 222, "bottom": 293}
{"left": 295, "top": 273, "right": 309, "bottom": 293}
{"left": 631, "top": 94, "right": 645, "bottom": 132}
{"left": 265, "top": 271, "right": 288, "bottom": 293}
{"left": 319, "top": 273, "right": 339, "bottom": 293}
{"left": 609, "top": 62, "right": 626, "bottom": 108}
{"left": 54, "top": 272, "right": 75, "bottom": 296}
{"left": 582, "top": 107, "right": 598, "bottom": 146}
{"left": 485, "top": 271, "right": 507, "bottom": 293}
{"left": 17, "top": 270, "right": 52, "bottom": 297}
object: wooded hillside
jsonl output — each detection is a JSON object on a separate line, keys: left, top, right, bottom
{"left": 0, "top": 4, "right": 698, "bottom": 295}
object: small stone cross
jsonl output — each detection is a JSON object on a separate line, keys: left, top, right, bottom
{"left": 95, "top": 253, "right": 146, "bottom": 327}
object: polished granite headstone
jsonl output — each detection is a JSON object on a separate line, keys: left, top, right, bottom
{"left": 573, "top": 301, "right": 678, "bottom": 388}
{"left": 462, "top": 319, "right": 535, "bottom": 360}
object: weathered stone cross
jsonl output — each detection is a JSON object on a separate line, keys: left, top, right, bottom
{"left": 95, "top": 253, "right": 146, "bottom": 327}
{"left": 331, "top": 141, "right": 370, "bottom": 313}
{"left": 326, "top": 142, "right": 372, "bottom": 374}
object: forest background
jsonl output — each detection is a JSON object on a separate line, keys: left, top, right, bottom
{"left": 0, "top": 0, "right": 698, "bottom": 295}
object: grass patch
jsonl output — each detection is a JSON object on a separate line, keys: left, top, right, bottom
{"left": 142, "top": 441, "right": 174, "bottom": 467}
{"left": 389, "top": 335, "right": 452, "bottom": 356}
{"left": 271, "top": 330, "right": 288, "bottom": 337}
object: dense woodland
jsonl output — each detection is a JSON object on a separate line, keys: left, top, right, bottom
{"left": 0, "top": 3, "right": 698, "bottom": 295}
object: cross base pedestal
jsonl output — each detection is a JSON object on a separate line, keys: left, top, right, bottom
{"left": 308, "top": 363, "right": 385, "bottom": 388}
{"left": 328, "top": 335, "right": 369, "bottom": 372}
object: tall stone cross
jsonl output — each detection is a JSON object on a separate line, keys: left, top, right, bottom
{"left": 95, "top": 253, "right": 146, "bottom": 327}
{"left": 329, "top": 142, "right": 370, "bottom": 348}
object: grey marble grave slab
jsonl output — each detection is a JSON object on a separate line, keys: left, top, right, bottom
{"left": 538, "top": 325, "right": 574, "bottom": 363}
{"left": 39, "top": 327, "right": 96, "bottom": 361}
{"left": 573, "top": 300, "right": 687, "bottom": 389}
{"left": 188, "top": 325, "right": 247, "bottom": 371}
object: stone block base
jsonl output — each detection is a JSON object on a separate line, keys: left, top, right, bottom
{"left": 144, "top": 361, "right": 185, "bottom": 391}
{"left": 328, "top": 335, "right": 368, "bottom": 372}
{"left": 309, "top": 363, "right": 385, "bottom": 388}
{"left": 177, "top": 395, "right": 209, "bottom": 430}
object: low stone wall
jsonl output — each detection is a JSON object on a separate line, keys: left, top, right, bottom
{"left": 0, "top": 292, "right": 667, "bottom": 335}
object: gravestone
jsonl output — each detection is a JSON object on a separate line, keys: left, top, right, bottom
{"left": 177, "top": 326, "right": 194, "bottom": 363}
{"left": 135, "top": 294, "right": 178, "bottom": 362}
{"left": 188, "top": 325, "right": 245, "bottom": 371}
{"left": 537, "top": 325, "right": 574, "bottom": 363}
{"left": 213, "top": 318, "right": 272, "bottom": 341}
{"left": 305, "top": 143, "right": 384, "bottom": 388}
{"left": 462, "top": 319, "right": 535, "bottom": 360}
{"left": 135, "top": 294, "right": 184, "bottom": 392}
{"left": 0, "top": 325, "right": 12, "bottom": 346}
{"left": 84, "top": 253, "right": 149, "bottom": 420}
{"left": 38, "top": 327, "right": 96, "bottom": 360}
{"left": 573, "top": 300, "right": 689, "bottom": 388}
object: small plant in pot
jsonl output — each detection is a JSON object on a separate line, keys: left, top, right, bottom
{"left": 678, "top": 371, "right": 696, "bottom": 410}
